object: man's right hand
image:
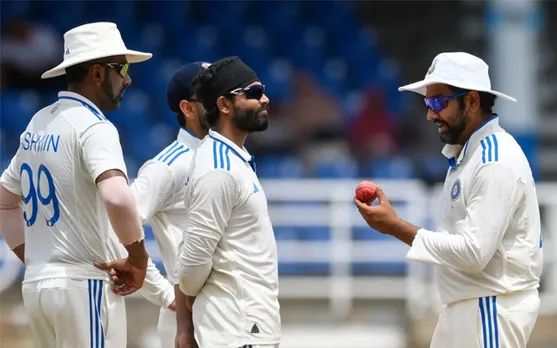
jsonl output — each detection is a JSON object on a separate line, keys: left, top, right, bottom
{"left": 94, "top": 239, "right": 149, "bottom": 296}
{"left": 94, "top": 257, "right": 147, "bottom": 295}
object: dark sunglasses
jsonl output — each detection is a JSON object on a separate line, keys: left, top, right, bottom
{"left": 229, "top": 84, "right": 266, "bottom": 100}
{"left": 424, "top": 91, "right": 468, "bottom": 113}
{"left": 101, "top": 63, "right": 129, "bottom": 77}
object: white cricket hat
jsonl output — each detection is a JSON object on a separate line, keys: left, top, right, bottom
{"left": 398, "top": 52, "right": 517, "bottom": 102}
{"left": 41, "top": 22, "right": 152, "bottom": 79}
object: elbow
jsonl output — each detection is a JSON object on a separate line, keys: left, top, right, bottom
{"left": 178, "top": 280, "right": 196, "bottom": 297}
{"left": 176, "top": 259, "right": 211, "bottom": 297}
{"left": 461, "top": 243, "right": 489, "bottom": 273}
{"left": 177, "top": 272, "right": 200, "bottom": 297}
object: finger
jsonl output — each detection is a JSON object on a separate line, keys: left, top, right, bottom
{"left": 375, "top": 187, "right": 389, "bottom": 205}
{"left": 112, "top": 285, "right": 128, "bottom": 296}
{"left": 354, "top": 197, "right": 368, "bottom": 212}
{"left": 93, "top": 261, "right": 113, "bottom": 270}
{"left": 354, "top": 196, "right": 375, "bottom": 212}
{"left": 113, "top": 288, "right": 131, "bottom": 296}
{"left": 114, "top": 286, "right": 138, "bottom": 296}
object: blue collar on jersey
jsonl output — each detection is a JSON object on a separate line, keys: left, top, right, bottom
{"left": 444, "top": 114, "right": 500, "bottom": 170}
{"left": 181, "top": 127, "right": 202, "bottom": 140}
{"left": 209, "top": 133, "right": 256, "bottom": 173}
{"left": 58, "top": 92, "right": 106, "bottom": 121}
{"left": 177, "top": 128, "right": 203, "bottom": 150}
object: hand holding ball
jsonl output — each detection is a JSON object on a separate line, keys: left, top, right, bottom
{"left": 355, "top": 180, "right": 378, "bottom": 204}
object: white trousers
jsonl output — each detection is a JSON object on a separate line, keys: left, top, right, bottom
{"left": 430, "top": 290, "right": 540, "bottom": 348}
{"left": 156, "top": 310, "right": 279, "bottom": 348}
{"left": 157, "top": 307, "right": 177, "bottom": 348}
{"left": 22, "top": 277, "right": 126, "bottom": 348}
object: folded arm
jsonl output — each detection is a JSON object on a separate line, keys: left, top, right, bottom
{"left": 177, "top": 170, "right": 237, "bottom": 296}
{"left": 407, "top": 163, "right": 523, "bottom": 273}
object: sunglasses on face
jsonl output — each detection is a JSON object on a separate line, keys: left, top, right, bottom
{"left": 229, "top": 84, "right": 266, "bottom": 100}
{"left": 101, "top": 63, "right": 129, "bottom": 77}
{"left": 424, "top": 91, "right": 468, "bottom": 113}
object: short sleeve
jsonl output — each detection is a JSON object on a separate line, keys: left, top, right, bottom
{"left": 80, "top": 122, "right": 128, "bottom": 182}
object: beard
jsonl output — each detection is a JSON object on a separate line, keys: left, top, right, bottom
{"left": 438, "top": 108, "right": 467, "bottom": 144}
{"left": 195, "top": 104, "right": 210, "bottom": 131}
{"left": 232, "top": 105, "right": 269, "bottom": 133}
{"left": 101, "top": 73, "right": 125, "bottom": 111}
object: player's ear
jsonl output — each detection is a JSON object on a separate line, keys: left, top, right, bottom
{"left": 179, "top": 100, "right": 194, "bottom": 121}
{"left": 216, "top": 96, "right": 231, "bottom": 116}
{"left": 467, "top": 91, "right": 480, "bottom": 113}
{"left": 90, "top": 64, "right": 105, "bottom": 86}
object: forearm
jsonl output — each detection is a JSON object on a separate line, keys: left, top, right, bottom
{"left": 0, "top": 205, "right": 25, "bottom": 249}
{"left": 175, "top": 285, "right": 195, "bottom": 335}
{"left": 406, "top": 163, "right": 520, "bottom": 273}
{"left": 384, "top": 219, "right": 420, "bottom": 246}
{"left": 139, "top": 258, "right": 175, "bottom": 308}
{"left": 177, "top": 170, "right": 235, "bottom": 295}
{"left": 124, "top": 240, "right": 149, "bottom": 270}
{"left": 177, "top": 219, "right": 221, "bottom": 296}
{"left": 98, "top": 176, "right": 146, "bottom": 265}
{"left": 406, "top": 228, "right": 490, "bottom": 273}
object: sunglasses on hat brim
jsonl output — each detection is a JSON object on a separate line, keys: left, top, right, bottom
{"left": 424, "top": 91, "right": 468, "bottom": 113}
{"left": 229, "top": 84, "right": 266, "bottom": 100}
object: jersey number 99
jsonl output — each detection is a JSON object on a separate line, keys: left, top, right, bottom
{"left": 20, "top": 163, "right": 60, "bottom": 227}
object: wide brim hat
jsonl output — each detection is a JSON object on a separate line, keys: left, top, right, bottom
{"left": 398, "top": 52, "right": 516, "bottom": 102}
{"left": 42, "top": 22, "right": 152, "bottom": 79}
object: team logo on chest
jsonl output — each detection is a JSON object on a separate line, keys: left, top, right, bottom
{"left": 450, "top": 179, "right": 462, "bottom": 201}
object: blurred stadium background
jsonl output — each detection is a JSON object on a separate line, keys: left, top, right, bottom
{"left": 1, "top": 0, "right": 557, "bottom": 347}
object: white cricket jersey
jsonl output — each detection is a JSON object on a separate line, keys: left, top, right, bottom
{"left": 178, "top": 129, "right": 281, "bottom": 348}
{"left": 107, "top": 230, "right": 175, "bottom": 309}
{"left": 0, "top": 91, "right": 128, "bottom": 283}
{"left": 407, "top": 116, "right": 543, "bottom": 304}
{"left": 129, "top": 128, "right": 201, "bottom": 285}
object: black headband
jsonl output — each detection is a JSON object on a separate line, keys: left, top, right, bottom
{"left": 198, "top": 57, "right": 259, "bottom": 111}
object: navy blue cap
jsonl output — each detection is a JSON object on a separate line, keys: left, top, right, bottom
{"left": 166, "top": 61, "right": 211, "bottom": 113}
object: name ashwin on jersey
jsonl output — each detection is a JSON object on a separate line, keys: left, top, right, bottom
{"left": 21, "top": 132, "right": 60, "bottom": 153}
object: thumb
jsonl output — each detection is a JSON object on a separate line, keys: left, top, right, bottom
{"left": 93, "top": 261, "right": 113, "bottom": 270}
